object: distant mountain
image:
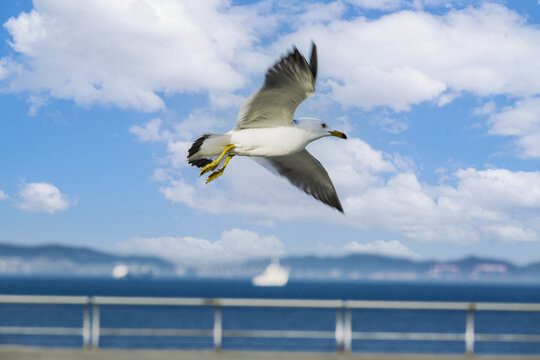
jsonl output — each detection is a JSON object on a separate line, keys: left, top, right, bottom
{"left": 0, "top": 243, "right": 177, "bottom": 277}
{"left": 521, "top": 261, "right": 540, "bottom": 278}
{"left": 0, "top": 242, "right": 539, "bottom": 282}
{"left": 199, "top": 254, "right": 540, "bottom": 283}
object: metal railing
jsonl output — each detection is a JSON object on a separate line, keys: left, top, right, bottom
{"left": 1, "top": 295, "right": 540, "bottom": 355}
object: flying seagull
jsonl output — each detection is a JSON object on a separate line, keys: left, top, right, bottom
{"left": 187, "top": 43, "right": 347, "bottom": 212}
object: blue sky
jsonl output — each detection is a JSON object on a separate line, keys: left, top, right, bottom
{"left": 1, "top": 0, "right": 540, "bottom": 266}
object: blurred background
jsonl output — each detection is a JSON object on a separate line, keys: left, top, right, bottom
{"left": 1, "top": 242, "right": 540, "bottom": 355}
{"left": 2, "top": 0, "right": 540, "bottom": 356}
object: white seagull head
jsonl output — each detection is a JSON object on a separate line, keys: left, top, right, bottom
{"left": 294, "top": 118, "right": 348, "bottom": 141}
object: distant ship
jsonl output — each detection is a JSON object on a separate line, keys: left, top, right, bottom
{"left": 252, "top": 260, "right": 289, "bottom": 287}
{"left": 112, "top": 264, "right": 155, "bottom": 279}
{"left": 112, "top": 264, "right": 129, "bottom": 279}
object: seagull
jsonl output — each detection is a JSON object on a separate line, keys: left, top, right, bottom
{"left": 187, "top": 43, "right": 347, "bottom": 212}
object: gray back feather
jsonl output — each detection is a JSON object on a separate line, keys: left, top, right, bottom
{"left": 236, "top": 43, "right": 318, "bottom": 130}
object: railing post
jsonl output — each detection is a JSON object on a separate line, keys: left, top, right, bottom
{"left": 343, "top": 305, "right": 352, "bottom": 353}
{"left": 82, "top": 298, "right": 91, "bottom": 349}
{"left": 213, "top": 301, "right": 222, "bottom": 352}
{"left": 91, "top": 298, "right": 100, "bottom": 350}
{"left": 465, "top": 302, "right": 475, "bottom": 356}
{"left": 335, "top": 305, "right": 344, "bottom": 352}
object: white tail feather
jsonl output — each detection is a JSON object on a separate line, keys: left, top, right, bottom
{"left": 187, "top": 134, "right": 231, "bottom": 168}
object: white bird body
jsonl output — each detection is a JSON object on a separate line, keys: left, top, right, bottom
{"left": 187, "top": 43, "right": 348, "bottom": 212}
{"left": 229, "top": 124, "right": 323, "bottom": 157}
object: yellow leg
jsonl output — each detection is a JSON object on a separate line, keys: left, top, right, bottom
{"left": 199, "top": 144, "right": 234, "bottom": 176}
{"left": 206, "top": 155, "right": 233, "bottom": 184}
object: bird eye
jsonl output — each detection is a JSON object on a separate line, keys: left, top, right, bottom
{"left": 321, "top": 123, "right": 327, "bottom": 128}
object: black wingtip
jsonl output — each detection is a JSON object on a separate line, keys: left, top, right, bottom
{"left": 189, "top": 158, "right": 212, "bottom": 168}
{"left": 309, "top": 41, "right": 317, "bottom": 80}
{"left": 187, "top": 134, "right": 213, "bottom": 168}
{"left": 333, "top": 199, "right": 344, "bottom": 213}
{"left": 188, "top": 135, "right": 209, "bottom": 158}
{"left": 323, "top": 186, "right": 344, "bottom": 213}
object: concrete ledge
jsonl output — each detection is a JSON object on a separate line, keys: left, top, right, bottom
{"left": 1, "top": 347, "right": 540, "bottom": 360}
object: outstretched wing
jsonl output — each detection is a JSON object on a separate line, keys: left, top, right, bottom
{"left": 236, "top": 43, "right": 318, "bottom": 130}
{"left": 257, "top": 149, "right": 343, "bottom": 212}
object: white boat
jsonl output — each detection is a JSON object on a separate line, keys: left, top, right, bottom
{"left": 252, "top": 260, "right": 289, "bottom": 287}
{"left": 112, "top": 264, "right": 128, "bottom": 279}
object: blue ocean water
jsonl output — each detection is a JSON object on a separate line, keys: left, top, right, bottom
{"left": 1, "top": 277, "right": 540, "bottom": 354}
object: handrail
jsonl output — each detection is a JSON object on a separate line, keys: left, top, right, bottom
{"left": 0, "top": 294, "right": 539, "bottom": 355}
{"left": 92, "top": 296, "right": 344, "bottom": 308}
{"left": 0, "top": 295, "right": 89, "bottom": 304}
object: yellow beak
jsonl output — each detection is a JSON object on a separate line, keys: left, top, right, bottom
{"left": 329, "top": 130, "right": 347, "bottom": 139}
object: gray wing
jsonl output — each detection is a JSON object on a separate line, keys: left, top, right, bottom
{"left": 236, "top": 43, "right": 318, "bottom": 130}
{"left": 257, "top": 149, "right": 344, "bottom": 213}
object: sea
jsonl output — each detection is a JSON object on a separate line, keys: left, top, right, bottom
{"left": 1, "top": 277, "right": 540, "bottom": 355}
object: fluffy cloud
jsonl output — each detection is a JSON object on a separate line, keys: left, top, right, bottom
{"left": 0, "top": 190, "right": 8, "bottom": 200}
{"left": 349, "top": 0, "right": 406, "bottom": 10}
{"left": 351, "top": 0, "right": 478, "bottom": 10}
{"left": 344, "top": 239, "right": 420, "bottom": 259}
{"left": 16, "top": 182, "right": 74, "bottom": 214}
{"left": 9, "top": 1, "right": 538, "bottom": 245}
{"left": 130, "top": 118, "right": 172, "bottom": 143}
{"left": 281, "top": 3, "right": 540, "bottom": 110}
{"left": 4, "top": 2, "right": 540, "bottom": 114}
{"left": 488, "top": 97, "right": 540, "bottom": 158}
{"left": 2, "top": 0, "right": 273, "bottom": 111}
{"left": 156, "top": 135, "right": 398, "bottom": 222}
{"left": 448, "top": 168, "right": 540, "bottom": 211}
{"left": 347, "top": 168, "right": 540, "bottom": 243}
{"left": 145, "top": 114, "right": 540, "bottom": 244}
{"left": 116, "top": 229, "right": 285, "bottom": 265}
{"left": 0, "top": 59, "right": 8, "bottom": 80}
{"left": 373, "top": 116, "right": 409, "bottom": 134}
{"left": 26, "top": 95, "right": 47, "bottom": 116}
{"left": 132, "top": 113, "right": 540, "bottom": 244}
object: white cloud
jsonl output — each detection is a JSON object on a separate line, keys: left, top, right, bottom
{"left": 151, "top": 168, "right": 171, "bottom": 182}
{"left": 160, "top": 178, "right": 198, "bottom": 208}
{"left": 481, "top": 225, "right": 537, "bottom": 243}
{"left": 298, "top": 1, "right": 347, "bottom": 24}
{"left": 0, "top": 190, "right": 8, "bottom": 200}
{"left": 373, "top": 116, "right": 409, "bottom": 134}
{"left": 344, "top": 239, "right": 420, "bottom": 259}
{"left": 4, "top": 3, "right": 540, "bottom": 114}
{"left": 281, "top": 3, "right": 540, "bottom": 110}
{"left": 17, "top": 1, "right": 536, "bottom": 245}
{"left": 348, "top": 0, "right": 464, "bottom": 10}
{"left": 2, "top": 0, "right": 275, "bottom": 112}
{"left": 116, "top": 229, "right": 285, "bottom": 265}
{"left": 172, "top": 109, "right": 228, "bottom": 141}
{"left": 448, "top": 168, "right": 540, "bottom": 211}
{"left": 132, "top": 105, "right": 540, "bottom": 245}
{"left": 166, "top": 140, "right": 192, "bottom": 169}
{"left": 130, "top": 118, "right": 172, "bottom": 143}
{"left": 0, "top": 59, "right": 9, "bottom": 80}
{"left": 488, "top": 97, "right": 540, "bottom": 158}
{"left": 131, "top": 109, "right": 228, "bottom": 154}
{"left": 16, "top": 182, "right": 74, "bottom": 214}
{"left": 26, "top": 95, "right": 47, "bottom": 116}
{"left": 349, "top": 0, "right": 405, "bottom": 10}
{"left": 158, "top": 137, "right": 397, "bottom": 221}
{"left": 473, "top": 101, "right": 496, "bottom": 116}
{"left": 209, "top": 91, "right": 246, "bottom": 110}
{"left": 152, "top": 126, "right": 540, "bottom": 245}
{"left": 346, "top": 167, "right": 540, "bottom": 243}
